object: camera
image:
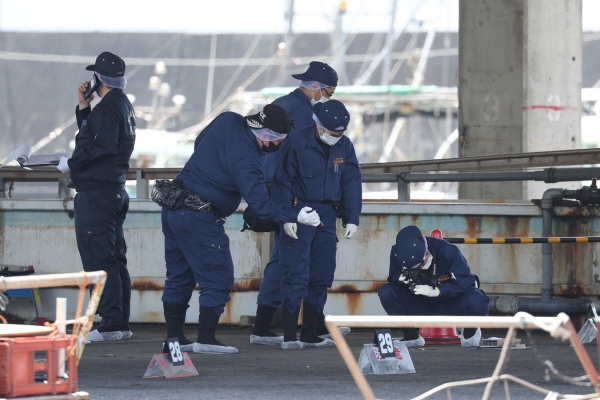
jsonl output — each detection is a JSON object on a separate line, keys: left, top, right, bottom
{"left": 400, "top": 267, "right": 434, "bottom": 292}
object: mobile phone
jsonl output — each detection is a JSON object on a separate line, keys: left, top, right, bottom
{"left": 83, "top": 74, "right": 99, "bottom": 101}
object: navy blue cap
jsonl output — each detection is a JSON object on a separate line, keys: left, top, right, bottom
{"left": 394, "top": 226, "right": 427, "bottom": 269}
{"left": 292, "top": 61, "right": 338, "bottom": 87}
{"left": 313, "top": 100, "right": 350, "bottom": 132}
{"left": 86, "top": 51, "right": 126, "bottom": 78}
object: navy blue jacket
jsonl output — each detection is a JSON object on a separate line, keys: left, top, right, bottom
{"left": 69, "top": 89, "right": 136, "bottom": 191}
{"left": 271, "top": 125, "right": 362, "bottom": 226}
{"left": 262, "top": 89, "right": 314, "bottom": 185}
{"left": 177, "top": 112, "right": 296, "bottom": 222}
{"left": 388, "top": 237, "right": 479, "bottom": 298}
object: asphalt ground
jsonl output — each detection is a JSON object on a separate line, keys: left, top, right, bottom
{"left": 75, "top": 324, "right": 600, "bottom": 400}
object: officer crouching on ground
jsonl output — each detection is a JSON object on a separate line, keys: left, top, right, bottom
{"left": 159, "top": 104, "right": 322, "bottom": 354}
{"left": 271, "top": 100, "right": 362, "bottom": 350}
{"left": 378, "top": 225, "right": 489, "bottom": 348}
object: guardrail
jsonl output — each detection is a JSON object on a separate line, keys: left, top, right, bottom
{"left": 1, "top": 148, "right": 599, "bottom": 201}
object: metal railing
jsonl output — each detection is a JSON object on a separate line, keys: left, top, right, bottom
{"left": 1, "top": 148, "right": 599, "bottom": 201}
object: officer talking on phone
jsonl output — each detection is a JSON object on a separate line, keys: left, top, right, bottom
{"left": 56, "top": 51, "right": 136, "bottom": 342}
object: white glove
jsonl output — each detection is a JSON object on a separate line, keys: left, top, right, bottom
{"left": 398, "top": 274, "right": 409, "bottom": 284}
{"left": 56, "top": 156, "right": 70, "bottom": 173}
{"left": 284, "top": 222, "right": 298, "bottom": 239}
{"left": 344, "top": 223, "right": 357, "bottom": 239}
{"left": 297, "top": 207, "right": 321, "bottom": 227}
{"left": 413, "top": 285, "right": 440, "bottom": 297}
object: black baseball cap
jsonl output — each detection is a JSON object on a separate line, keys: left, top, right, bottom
{"left": 86, "top": 51, "right": 126, "bottom": 78}
{"left": 292, "top": 61, "right": 338, "bottom": 88}
{"left": 244, "top": 104, "right": 295, "bottom": 134}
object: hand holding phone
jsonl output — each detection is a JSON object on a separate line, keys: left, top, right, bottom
{"left": 83, "top": 74, "right": 99, "bottom": 101}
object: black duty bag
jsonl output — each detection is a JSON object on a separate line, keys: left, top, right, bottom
{"left": 151, "top": 179, "right": 186, "bottom": 209}
{"left": 241, "top": 206, "right": 278, "bottom": 232}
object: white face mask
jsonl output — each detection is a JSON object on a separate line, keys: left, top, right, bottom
{"left": 420, "top": 255, "right": 433, "bottom": 270}
{"left": 310, "top": 89, "right": 329, "bottom": 106}
{"left": 318, "top": 127, "right": 342, "bottom": 146}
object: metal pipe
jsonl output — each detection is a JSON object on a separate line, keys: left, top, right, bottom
{"left": 489, "top": 295, "right": 590, "bottom": 315}
{"left": 361, "top": 168, "right": 600, "bottom": 183}
{"left": 542, "top": 188, "right": 563, "bottom": 300}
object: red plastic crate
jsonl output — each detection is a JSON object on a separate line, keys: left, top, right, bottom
{"left": 0, "top": 334, "right": 78, "bottom": 398}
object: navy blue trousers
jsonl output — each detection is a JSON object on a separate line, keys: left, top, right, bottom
{"left": 74, "top": 189, "right": 130, "bottom": 330}
{"left": 279, "top": 203, "right": 337, "bottom": 314}
{"left": 256, "top": 228, "right": 283, "bottom": 309}
{"left": 161, "top": 208, "right": 234, "bottom": 315}
{"left": 378, "top": 282, "right": 490, "bottom": 317}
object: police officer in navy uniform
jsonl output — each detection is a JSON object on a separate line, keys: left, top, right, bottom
{"left": 160, "top": 104, "right": 322, "bottom": 354}
{"left": 251, "top": 61, "right": 341, "bottom": 345}
{"left": 56, "top": 51, "right": 136, "bottom": 342}
{"left": 271, "top": 100, "right": 362, "bottom": 349}
{"left": 378, "top": 225, "right": 490, "bottom": 348}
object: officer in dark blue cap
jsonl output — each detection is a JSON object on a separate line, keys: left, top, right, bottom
{"left": 251, "top": 61, "right": 340, "bottom": 346}
{"left": 159, "top": 104, "right": 322, "bottom": 355}
{"left": 378, "top": 225, "right": 490, "bottom": 348}
{"left": 56, "top": 51, "right": 136, "bottom": 342}
{"left": 269, "top": 99, "right": 362, "bottom": 350}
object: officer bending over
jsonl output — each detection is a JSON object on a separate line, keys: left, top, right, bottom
{"left": 272, "top": 100, "right": 362, "bottom": 350}
{"left": 378, "top": 225, "right": 489, "bottom": 348}
{"left": 160, "top": 105, "right": 321, "bottom": 354}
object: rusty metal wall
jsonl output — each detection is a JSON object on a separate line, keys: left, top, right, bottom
{"left": 1, "top": 199, "right": 598, "bottom": 323}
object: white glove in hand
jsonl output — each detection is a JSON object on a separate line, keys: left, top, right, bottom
{"left": 413, "top": 285, "right": 440, "bottom": 297}
{"left": 344, "top": 223, "right": 357, "bottom": 239}
{"left": 297, "top": 207, "right": 321, "bottom": 227}
{"left": 57, "top": 156, "right": 70, "bottom": 173}
{"left": 284, "top": 222, "right": 298, "bottom": 239}
{"left": 398, "top": 274, "right": 409, "bottom": 284}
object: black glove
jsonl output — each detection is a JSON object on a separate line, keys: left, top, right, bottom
{"left": 241, "top": 206, "right": 278, "bottom": 232}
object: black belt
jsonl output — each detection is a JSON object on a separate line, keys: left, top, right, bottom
{"left": 152, "top": 179, "right": 213, "bottom": 213}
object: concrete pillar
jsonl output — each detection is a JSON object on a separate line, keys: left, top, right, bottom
{"left": 458, "top": 0, "right": 582, "bottom": 201}
{"left": 523, "top": 0, "right": 582, "bottom": 199}
{"left": 458, "top": 0, "right": 524, "bottom": 200}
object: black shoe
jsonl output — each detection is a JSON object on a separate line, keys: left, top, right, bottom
{"left": 163, "top": 337, "right": 195, "bottom": 354}
{"left": 197, "top": 306, "right": 225, "bottom": 345}
{"left": 194, "top": 307, "right": 238, "bottom": 354}
{"left": 300, "top": 303, "right": 335, "bottom": 348}
{"left": 282, "top": 307, "right": 301, "bottom": 342}
{"left": 163, "top": 302, "right": 192, "bottom": 346}
{"left": 251, "top": 304, "right": 280, "bottom": 337}
{"left": 300, "top": 302, "right": 323, "bottom": 343}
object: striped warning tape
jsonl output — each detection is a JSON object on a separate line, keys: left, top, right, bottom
{"left": 445, "top": 237, "right": 600, "bottom": 244}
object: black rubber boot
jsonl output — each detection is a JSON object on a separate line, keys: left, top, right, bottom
{"left": 251, "top": 305, "right": 279, "bottom": 337}
{"left": 162, "top": 302, "right": 193, "bottom": 353}
{"left": 400, "top": 328, "right": 420, "bottom": 342}
{"left": 463, "top": 328, "right": 477, "bottom": 339}
{"left": 300, "top": 302, "right": 326, "bottom": 344}
{"left": 282, "top": 307, "right": 301, "bottom": 342}
{"left": 316, "top": 311, "right": 327, "bottom": 336}
{"left": 197, "top": 306, "right": 225, "bottom": 346}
